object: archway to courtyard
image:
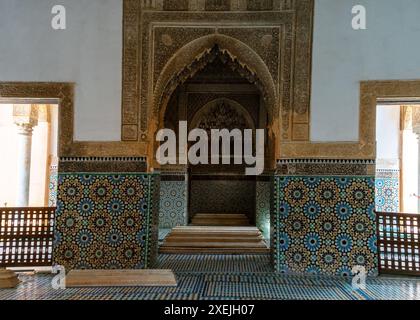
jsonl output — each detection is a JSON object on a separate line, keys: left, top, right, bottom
{"left": 0, "top": 101, "right": 58, "bottom": 270}
{"left": 375, "top": 102, "right": 420, "bottom": 275}
{"left": 0, "top": 103, "right": 59, "bottom": 209}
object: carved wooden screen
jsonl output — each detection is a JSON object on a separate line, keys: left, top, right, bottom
{"left": 0, "top": 208, "right": 55, "bottom": 267}
{"left": 377, "top": 212, "right": 420, "bottom": 275}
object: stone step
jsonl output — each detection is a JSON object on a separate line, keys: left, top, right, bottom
{"left": 193, "top": 213, "right": 249, "bottom": 219}
{"left": 170, "top": 227, "right": 261, "bottom": 237}
{"left": 159, "top": 247, "right": 270, "bottom": 254}
{"left": 160, "top": 226, "right": 269, "bottom": 254}
{"left": 161, "top": 241, "right": 268, "bottom": 248}
{"left": 191, "top": 213, "right": 251, "bottom": 227}
{"left": 165, "top": 236, "right": 263, "bottom": 243}
{"left": 191, "top": 219, "right": 250, "bottom": 226}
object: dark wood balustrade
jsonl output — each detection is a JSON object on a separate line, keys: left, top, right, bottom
{"left": 377, "top": 211, "right": 420, "bottom": 276}
{"left": 0, "top": 207, "right": 55, "bottom": 267}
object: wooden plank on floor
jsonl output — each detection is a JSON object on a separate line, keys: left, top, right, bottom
{"left": 66, "top": 269, "right": 177, "bottom": 288}
{"left": 0, "top": 269, "right": 20, "bottom": 289}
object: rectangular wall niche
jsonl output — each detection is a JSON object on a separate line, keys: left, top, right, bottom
{"left": 163, "top": 0, "right": 189, "bottom": 11}
{"left": 205, "top": 0, "right": 231, "bottom": 11}
{"left": 247, "top": 0, "right": 274, "bottom": 11}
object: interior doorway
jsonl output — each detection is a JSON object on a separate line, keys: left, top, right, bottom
{"left": 375, "top": 103, "right": 420, "bottom": 214}
{"left": 0, "top": 103, "right": 59, "bottom": 208}
{"left": 0, "top": 102, "right": 58, "bottom": 269}
{"left": 157, "top": 45, "right": 271, "bottom": 254}
{"left": 375, "top": 102, "right": 420, "bottom": 276}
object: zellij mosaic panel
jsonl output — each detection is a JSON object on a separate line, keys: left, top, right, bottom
{"left": 53, "top": 173, "right": 158, "bottom": 270}
{"left": 273, "top": 176, "right": 378, "bottom": 276}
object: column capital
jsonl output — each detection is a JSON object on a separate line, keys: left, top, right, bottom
{"left": 13, "top": 104, "right": 38, "bottom": 129}
{"left": 16, "top": 123, "right": 35, "bottom": 136}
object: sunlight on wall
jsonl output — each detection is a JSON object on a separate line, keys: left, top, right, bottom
{"left": 402, "top": 128, "right": 418, "bottom": 213}
{"left": 375, "top": 105, "right": 401, "bottom": 213}
{"left": 0, "top": 104, "right": 18, "bottom": 206}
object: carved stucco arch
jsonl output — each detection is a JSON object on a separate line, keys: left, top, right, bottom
{"left": 189, "top": 98, "right": 256, "bottom": 132}
{"left": 148, "top": 34, "right": 280, "bottom": 169}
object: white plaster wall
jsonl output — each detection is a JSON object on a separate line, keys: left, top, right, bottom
{"left": 2, "top": 1, "right": 420, "bottom": 143}
{"left": 402, "top": 129, "right": 418, "bottom": 213}
{"left": 0, "top": 0, "right": 122, "bottom": 141}
{"left": 376, "top": 105, "right": 400, "bottom": 166}
{"left": 0, "top": 105, "right": 19, "bottom": 206}
{"left": 312, "top": 0, "right": 420, "bottom": 142}
{"left": 30, "top": 121, "right": 49, "bottom": 207}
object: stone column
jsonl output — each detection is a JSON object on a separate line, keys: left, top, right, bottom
{"left": 413, "top": 107, "right": 420, "bottom": 213}
{"left": 413, "top": 126, "right": 420, "bottom": 213}
{"left": 13, "top": 105, "right": 38, "bottom": 207}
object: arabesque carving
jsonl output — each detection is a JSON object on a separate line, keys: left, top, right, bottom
{"left": 161, "top": 45, "right": 268, "bottom": 114}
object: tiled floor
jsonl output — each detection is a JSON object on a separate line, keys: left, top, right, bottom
{"left": 1, "top": 254, "right": 420, "bottom": 300}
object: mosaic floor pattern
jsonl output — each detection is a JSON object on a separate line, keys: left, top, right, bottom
{"left": 1, "top": 254, "right": 420, "bottom": 300}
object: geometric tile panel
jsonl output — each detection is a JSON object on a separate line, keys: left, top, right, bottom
{"left": 159, "top": 181, "right": 187, "bottom": 228}
{"left": 159, "top": 254, "right": 273, "bottom": 273}
{"left": 53, "top": 173, "right": 159, "bottom": 270}
{"left": 375, "top": 174, "right": 400, "bottom": 213}
{"left": 273, "top": 176, "right": 378, "bottom": 277}
{"left": 256, "top": 181, "right": 271, "bottom": 240}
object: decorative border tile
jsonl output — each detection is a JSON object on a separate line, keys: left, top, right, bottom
{"left": 277, "top": 159, "right": 376, "bottom": 165}
{"left": 375, "top": 169, "right": 400, "bottom": 213}
{"left": 375, "top": 169, "right": 400, "bottom": 179}
{"left": 59, "top": 157, "right": 148, "bottom": 173}
{"left": 48, "top": 163, "right": 58, "bottom": 207}
{"left": 276, "top": 159, "right": 376, "bottom": 176}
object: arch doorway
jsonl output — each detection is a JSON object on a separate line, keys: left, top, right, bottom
{"left": 154, "top": 41, "right": 277, "bottom": 253}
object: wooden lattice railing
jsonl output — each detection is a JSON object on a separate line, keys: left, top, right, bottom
{"left": 0, "top": 207, "right": 55, "bottom": 267}
{"left": 377, "top": 211, "right": 420, "bottom": 276}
